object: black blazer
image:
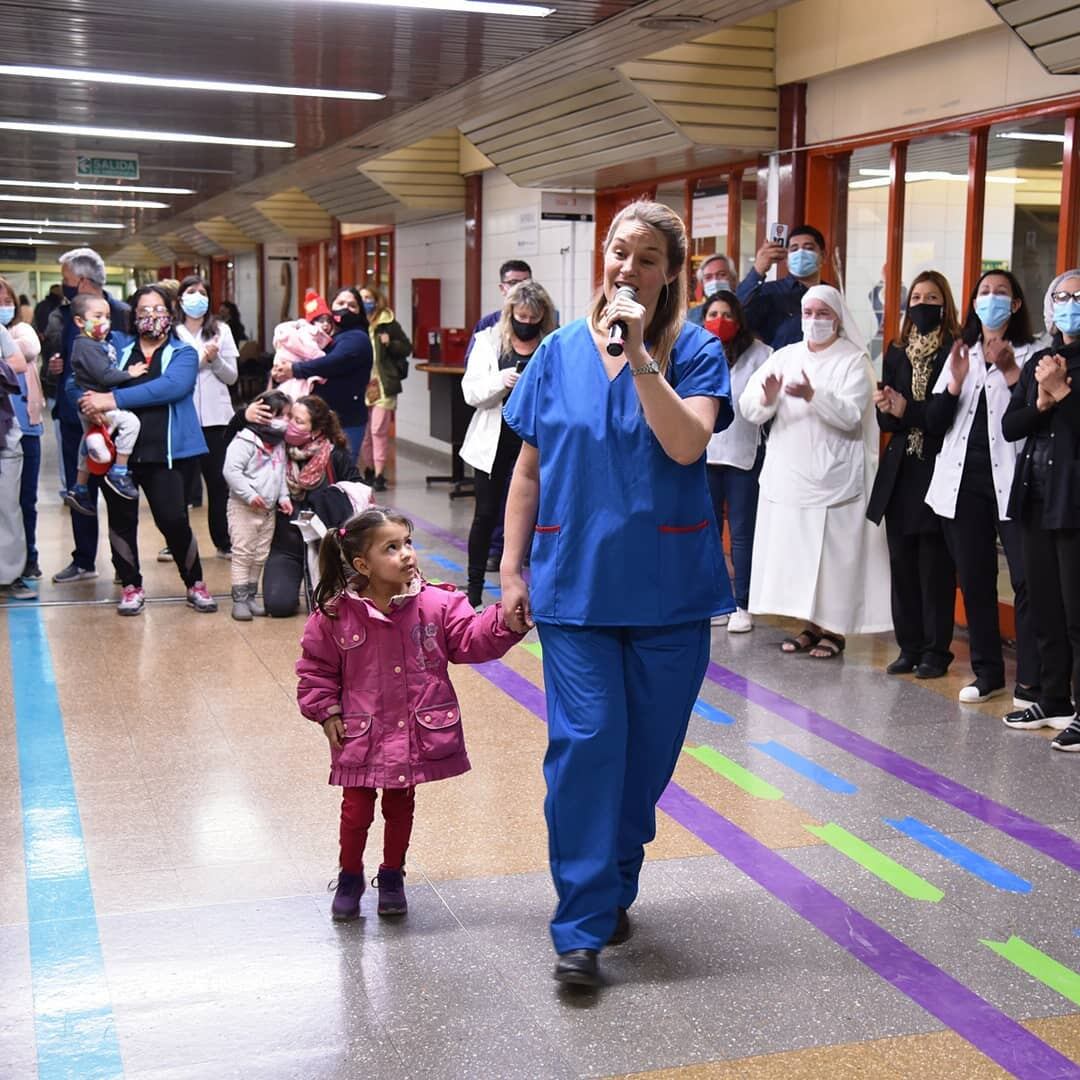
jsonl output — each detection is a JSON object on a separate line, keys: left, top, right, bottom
{"left": 867, "top": 337, "right": 952, "bottom": 525}
{"left": 1003, "top": 341, "right": 1080, "bottom": 529}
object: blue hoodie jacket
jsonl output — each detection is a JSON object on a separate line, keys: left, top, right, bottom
{"left": 112, "top": 336, "right": 206, "bottom": 465}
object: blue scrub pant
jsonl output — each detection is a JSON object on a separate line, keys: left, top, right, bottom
{"left": 342, "top": 422, "right": 366, "bottom": 468}
{"left": 537, "top": 619, "right": 711, "bottom": 954}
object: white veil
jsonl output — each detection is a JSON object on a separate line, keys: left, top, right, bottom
{"left": 802, "top": 283, "right": 869, "bottom": 355}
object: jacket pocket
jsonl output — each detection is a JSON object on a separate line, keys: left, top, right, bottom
{"left": 332, "top": 625, "right": 367, "bottom": 651}
{"left": 337, "top": 713, "right": 374, "bottom": 768}
{"left": 529, "top": 525, "right": 560, "bottom": 618}
{"left": 657, "top": 519, "right": 721, "bottom": 622}
{"left": 415, "top": 702, "right": 464, "bottom": 761}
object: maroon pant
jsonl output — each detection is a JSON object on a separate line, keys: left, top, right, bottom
{"left": 339, "top": 786, "right": 415, "bottom": 874}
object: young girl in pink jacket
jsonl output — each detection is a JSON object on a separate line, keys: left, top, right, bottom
{"left": 296, "top": 506, "right": 523, "bottom": 920}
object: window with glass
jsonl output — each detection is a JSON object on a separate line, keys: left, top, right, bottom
{"left": 844, "top": 143, "right": 892, "bottom": 363}
{"left": 981, "top": 116, "right": 1064, "bottom": 331}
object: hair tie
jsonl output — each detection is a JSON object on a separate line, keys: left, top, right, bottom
{"left": 338, "top": 527, "right": 346, "bottom": 538}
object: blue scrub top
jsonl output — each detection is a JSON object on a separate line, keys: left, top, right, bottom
{"left": 503, "top": 318, "right": 736, "bottom": 627}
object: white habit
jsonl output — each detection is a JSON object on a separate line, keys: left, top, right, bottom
{"left": 740, "top": 336, "right": 892, "bottom": 635}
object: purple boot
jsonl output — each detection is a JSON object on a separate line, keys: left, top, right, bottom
{"left": 330, "top": 871, "right": 365, "bottom": 921}
{"left": 374, "top": 867, "right": 407, "bottom": 916}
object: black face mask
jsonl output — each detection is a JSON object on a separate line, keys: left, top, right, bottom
{"left": 908, "top": 303, "right": 943, "bottom": 335}
{"left": 333, "top": 308, "right": 366, "bottom": 333}
{"left": 511, "top": 316, "right": 542, "bottom": 341}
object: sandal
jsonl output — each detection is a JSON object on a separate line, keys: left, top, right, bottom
{"left": 809, "top": 633, "right": 845, "bottom": 660}
{"left": 781, "top": 629, "right": 820, "bottom": 654}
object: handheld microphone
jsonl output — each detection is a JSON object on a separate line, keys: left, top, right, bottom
{"left": 606, "top": 285, "right": 638, "bottom": 357}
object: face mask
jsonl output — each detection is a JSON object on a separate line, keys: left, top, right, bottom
{"left": 62, "top": 283, "right": 80, "bottom": 301}
{"left": 362, "top": 300, "right": 377, "bottom": 315}
{"left": 0, "top": 305, "right": 14, "bottom": 326}
{"left": 180, "top": 292, "right": 209, "bottom": 318}
{"left": 1053, "top": 300, "right": 1080, "bottom": 336}
{"left": 511, "top": 316, "right": 542, "bottom": 341}
{"left": 83, "top": 317, "right": 111, "bottom": 341}
{"left": 974, "top": 293, "right": 1013, "bottom": 330}
{"left": 284, "top": 422, "right": 314, "bottom": 447}
{"left": 787, "top": 248, "right": 820, "bottom": 279}
{"left": 332, "top": 308, "right": 365, "bottom": 332}
{"left": 251, "top": 416, "right": 288, "bottom": 444}
{"left": 802, "top": 316, "right": 837, "bottom": 345}
{"left": 703, "top": 278, "right": 727, "bottom": 299}
{"left": 705, "top": 315, "right": 738, "bottom": 344}
{"left": 135, "top": 312, "right": 171, "bottom": 339}
{"left": 907, "top": 303, "right": 943, "bottom": 335}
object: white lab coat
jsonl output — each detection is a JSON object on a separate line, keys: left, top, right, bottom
{"left": 459, "top": 325, "right": 511, "bottom": 475}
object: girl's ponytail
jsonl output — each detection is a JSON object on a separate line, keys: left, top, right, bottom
{"left": 313, "top": 528, "right": 352, "bottom": 617}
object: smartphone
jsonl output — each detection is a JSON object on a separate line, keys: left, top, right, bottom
{"left": 515, "top": 356, "right": 530, "bottom": 373}
{"left": 768, "top": 222, "right": 789, "bottom": 246}
{"left": 877, "top": 381, "right": 885, "bottom": 391}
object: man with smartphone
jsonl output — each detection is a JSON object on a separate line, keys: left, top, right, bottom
{"left": 736, "top": 224, "right": 826, "bottom": 349}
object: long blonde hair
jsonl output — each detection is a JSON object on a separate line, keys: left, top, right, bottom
{"left": 498, "top": 280, "right": 557, "bottom": 357}
{"left": 590, "top": 201, "right": 688, "bottom": 375}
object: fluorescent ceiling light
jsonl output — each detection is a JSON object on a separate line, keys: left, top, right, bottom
{"left": 0, "top": 237, "right": 63, "bottom": 245}
{"left": 300, "top": 0, "right": 553, "bottom": 13}
{"left": 0, "top": 223, "right": 91, "bottom": 235}
{"left": 0, "top": 64, "right": 384, "bottom": 102}
{"left": 0, "top": 193, "right": 168, "bottom": 209}
{"left": 0, "top": 216, "right": 124, "bottom": 229}
{"left": 996, "top": 131, "right": 1066, "bottom": 143}
{"left": 853, "top": 168, "right": 1025, "bottom": 187}
{"left": 0, "top": 120, "right": 293, "bottom": 149}
{"left": 0, "top": 178, "right": 195, "bottom": 195}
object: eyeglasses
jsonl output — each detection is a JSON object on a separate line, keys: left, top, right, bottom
{"left": 1051, "top": 291, "right": 1080, "bottom": 303}
{"left": 136, "top": 305, "right": 170, "bottom": 315}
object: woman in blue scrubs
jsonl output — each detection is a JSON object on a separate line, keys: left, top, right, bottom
{"left": 501, "top": 201, "right": 734, "bottom": 987}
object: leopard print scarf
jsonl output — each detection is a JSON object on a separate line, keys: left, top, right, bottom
{"left": 905, "top": 328, "right": 942, "bottom": 458}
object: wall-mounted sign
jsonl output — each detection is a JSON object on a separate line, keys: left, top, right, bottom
{"left": 516, "top": 208, "right": 539, "bottom": 256}
{"left": 540, "top": 191, "right": 595, "bottom": 222}
{"left": 76, "top": 153, "right": 140, "bottom": 181}
{"left": 692, "top": 192, "right": 728, "bottom": 239}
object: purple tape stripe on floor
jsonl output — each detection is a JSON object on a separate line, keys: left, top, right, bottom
{"left": 707, "top": 662, "right": 1080, "bottom": 875}
{"left": 474, "top": 657, "right": 1079, "bottom": 1080}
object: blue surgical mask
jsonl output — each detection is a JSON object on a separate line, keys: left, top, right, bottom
{"left": 974, "top": 293, "right": 1014, "bottom": 330}
{"left": 0, "top": 305, "right": 14, "bottom": 326}
{"left": 180, "top": 292, "right": 209, "bottom": 318}
{"left": 702, "top": 278, "right": 724, "bottom": 299}
{"left": 362, "top": 300, "right": 377, "bottom": 314}
{"left": 1053, "top": 300, "right": 1080, "bottom": 336}
{"left": 787, "top": 248, "right": 820, "bottom": 279}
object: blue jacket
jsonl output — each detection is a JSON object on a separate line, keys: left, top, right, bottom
{"left": 291, "top": 327, "right": 372, "bottom": 426}
{"left": 735, "top": 269, "right": 808, "bottom": 350}
{"left": 49, "top": 290, "right": 131, "bottom": 425}
{"left": 113, "top": 336, "right": 206, "bottom": 465}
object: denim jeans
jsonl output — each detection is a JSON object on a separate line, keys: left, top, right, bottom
{"left": 706, "top": 445, "right": 764, "bottom": 610}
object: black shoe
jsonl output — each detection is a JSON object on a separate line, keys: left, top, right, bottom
{"left": 1013, "top": 685, "right": 1040, "bottom": 708}
{"left": 1003, "top": 703, "right": 1074, "bottom": 731}
{"left": 886, "top": 655, "right": 918, "bottom": 675}
{"left": 554, "top": 949, "right": 600, "bottom": 987}
{"left": 363, "top": 467, "right": 375, "bottom": 484}
{"left": 372, "top": 475, "right": 388, "bottom": 493}
{"left": 22, "top": 559, "right": 42, "bottom": 581}
{"left": 608, "top": 907, "right": 631, "bottom": 946}
{"left": 915, "top": 662, "right": 949, "bottom": 679}
{"left": 1051, "top": 716, "right": 1080, "bottom": 752}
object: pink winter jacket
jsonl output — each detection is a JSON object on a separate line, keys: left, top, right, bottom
{"left": 296, "top": 582, "right": 523, "bottom": 788}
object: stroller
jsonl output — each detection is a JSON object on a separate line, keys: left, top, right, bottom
{"left": 291, "top": 480, "right": 375, "bottom": 613}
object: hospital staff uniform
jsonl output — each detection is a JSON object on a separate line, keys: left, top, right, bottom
{"left": 502, "top": 318, "right": 734, "bottom": 954}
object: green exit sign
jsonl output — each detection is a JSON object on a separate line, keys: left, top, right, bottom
{"left": 75, "top": 153, "right": 140, "bottom": 181}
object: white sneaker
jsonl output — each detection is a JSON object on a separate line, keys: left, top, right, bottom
{"left": 727, "top": 608, "right": 754, "bottom": 634}
{"left": 711, "top": 613, "right": 729, "bottom": 627}
{"left": 117, "top": 585, "right": 145, "bottom": 616}
{"left": 958, "top": 681, "right": 1005, "bottom": 704}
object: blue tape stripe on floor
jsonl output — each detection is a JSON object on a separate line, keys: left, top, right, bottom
{"left": 884, "top": 816, "right": 1033, "bottom": 895}
{"left": 692, "top": 699, "right": 735, "bottom": 725}
{"left": 750, "top": 739, "right": 858, "bottom": 794}
{"left": 8, "top": 606, "right": 124, "bottom": 1079}
{"left": 416, "top": 550, "right": 501, "bottom": 596}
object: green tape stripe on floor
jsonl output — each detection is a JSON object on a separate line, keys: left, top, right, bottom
{"left": 982, "top": 937, "right": 1080, "bottom": 1006}
{"left": 520, "top": 641, "right": 543, "bottom": 659}
{"left": 685, "top": 746, "right": 784, "bottom": 801}
{"left": 804, "top": 823, "right": 944, "bottom": 902}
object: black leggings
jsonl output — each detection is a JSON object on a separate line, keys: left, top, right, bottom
{"left": 101, "top": 461, "right": 203, "bottom": 589}
{"left": 467, "top": 424, "right": 522, "bottom": 599}
{"left": 263, "top": 510, "right": 307, "bottom": 617}
{"left": 180, "top": 425, "right": 231, "bottom": 553}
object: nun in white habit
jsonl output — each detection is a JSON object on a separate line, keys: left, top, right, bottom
{"left": 740, "top": 284, "right": 892, "bottom": 657}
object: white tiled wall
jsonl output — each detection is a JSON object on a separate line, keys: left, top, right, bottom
{"left": 232, "top": 251, "right": 259, "bottom": 346}
{"left": 393, "top": 214, "right": 467, "bottom": 453}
